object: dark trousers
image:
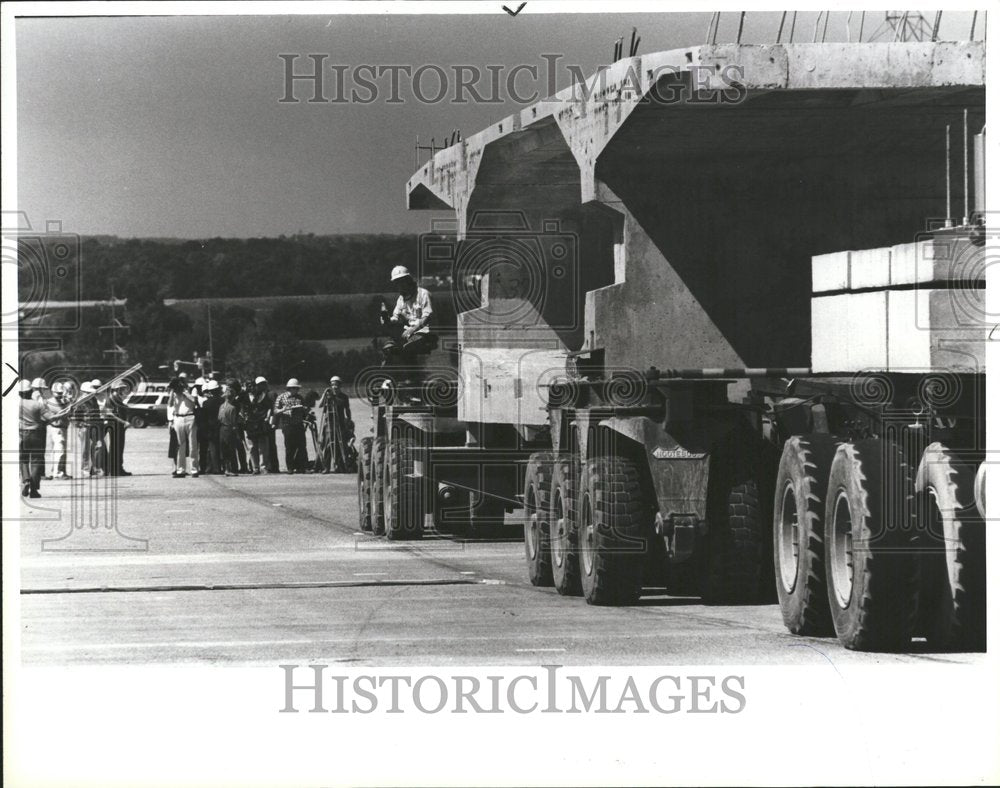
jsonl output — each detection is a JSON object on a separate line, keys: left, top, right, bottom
{"left": 381, "top": 331, "right": 435, "bottom": 363}
{"left": 282, "top": 424, "right": 308, "bottom": 472}
{"left": 106, "top": 423, "right": 126, "bottom": 475}
{"left": 219, "top": 426, "right": 241, "bottom": 473}
{"left": 199, "top": 427, "right": 220, "bottom": 473}
{"left": 168, "top": 425, "right": 179, "bottom": 467}
{"left": 20, "top": 429, "right": 46, "bottom": 495}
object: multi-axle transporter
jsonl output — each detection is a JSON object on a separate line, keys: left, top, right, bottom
{"left": 358, "top": 41, "right": 988, "bottom": 652}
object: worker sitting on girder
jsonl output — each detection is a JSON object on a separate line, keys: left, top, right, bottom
{"left": 379, "top": 265, "right": 437, "bottom": 365}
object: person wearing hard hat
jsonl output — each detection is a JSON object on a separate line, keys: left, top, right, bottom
{"left": 384, "top": 265, "right": 435, "bottom": 362}
{"left": 20, "top": 379, "right": 55, "bottom": 498}
{"left": 197, "top": 379, "right": 223, "bottom": 474}
{"left": 45, "top": 381, "right": 73, "bottom": 480}
{"left": 246, "top": 375, "right": 275, "bottom": 474}
{"left": 273, "top": 378, "right": 309, "bottom": 473}
{"left": 30, "top": 377, "right": 49, "bottom": 402}
{"left": 317, "top": 375, "right": 354, "bottom": 473}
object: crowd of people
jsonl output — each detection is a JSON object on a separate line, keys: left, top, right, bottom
{"left": 18, "top": 374, "right": 356, "bottom": 497}
{"left": 17, "top": 376, "right": 133, "bottom": 498}
{"left": 166, "top": 374, "right": 354, "bottom": 478}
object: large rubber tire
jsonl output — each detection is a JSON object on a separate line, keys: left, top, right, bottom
{"left": 915, "top": 443, "right": 986, "bottom": 651}
{"left": 773, "top": 435, "right": 837, "bottom": 635}
{"left": 549, "top": 455, "right": 581, "bottom": 596}
{"left": 824, "top": 440, "right": 920, "bottom": 652}
{"left": 523, "top": 451, "right": 555, "bottom": 587}
{"left": 703, "top": 452, "right": 764, "bottom": 604}
{"left": 357, "top": 437, "right": 373, "bottom": 532}
{"left": 578, "top": 456, "right": 652, "bottom": 605}
{"left": 370, "top": 436, "right": 387, "bottom": 536}
{"left": 129, "top": 415, "right": 147, "bottom": 429}
{"left": 384, "top": 436, "right": 425, "bottom": 541}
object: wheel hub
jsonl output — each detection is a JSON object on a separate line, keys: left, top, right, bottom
{"left": 778, "top": 482, "right": 800, "bottom": 593}
{"left": 830, "top": 489, "right": 854, "bottom": 608}
{"left": 580, "top": 494, "right": 594, "bottom": 576}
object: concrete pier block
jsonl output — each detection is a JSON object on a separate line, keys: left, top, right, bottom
{"left": 849, "top": 246, "right": 892, "bottom": 290}
{"left": 887, "top": 289, "right": 986, "bottom": 371}
{"left": 812, "top": 250, "right": 851, "bottom": 293}
{"left": 811, "top": 291, "right": 888, "bottom": 372}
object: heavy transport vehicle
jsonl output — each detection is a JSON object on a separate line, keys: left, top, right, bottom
{"left": 359, "top": 41, "right": 988, "bottom": 651}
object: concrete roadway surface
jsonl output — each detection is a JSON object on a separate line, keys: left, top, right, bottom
{"left": 18, "top": 402, "right": 982, "bottom": 667}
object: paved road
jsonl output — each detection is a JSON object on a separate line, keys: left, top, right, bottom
{"left": 18, "top": 413, "right": 982, "bottom": 667}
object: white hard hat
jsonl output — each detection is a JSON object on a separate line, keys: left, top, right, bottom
{"left": 20, "top": 380, "right": 33, "bottom": 393}
{"left": 31, "top": 377, "right": 47, "bottom": 389}
{"left": 51, "top": 381, "right": 65, "bottom": 394}
{"left": 80, "top": 382, "right": 96, "bottom": 393}
{"left": 91, "top": 379, "right": 102, "bottom": 387}
{"left": 390, "top": 265, "right": 412, "bottom": 282}
{"left": 204, "top": 380, "right": 220, "bottom": 391}
{"left": 194, "top": 377, "right": 206, "bottom": 386}
{"left": 254, "top": 376, "right": 267, "bottom": 384}
{"left": 178, "top": 372, "right": 189, "bottom": 379}
{"left": 330, "top": 375, "right": 342, "bottom": 383}
{"left": 286, "top": 378, "right": 300, "bottom": 388}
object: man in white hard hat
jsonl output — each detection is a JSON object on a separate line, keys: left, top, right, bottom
{"left": 383, "top": 265, "right": 435, "bottom": 362}
{"left": 30, "top": 377, "right": 49, "bottom": 402}
{"left": 273, "top": 378, "right": 309, "bottom": 472}
{"left": 198, "top": 379, "right": 222, "bottom": 474}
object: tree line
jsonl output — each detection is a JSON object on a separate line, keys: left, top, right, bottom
{"left": 18, "top": 234, "right": 458, "bottom": 384}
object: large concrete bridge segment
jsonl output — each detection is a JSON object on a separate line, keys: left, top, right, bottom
{"left": 406, "top": 42, "right": 984, "bottom": 420}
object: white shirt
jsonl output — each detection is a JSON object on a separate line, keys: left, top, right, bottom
{"left": 392, "top": 287, "right": 433, "bottom": 335}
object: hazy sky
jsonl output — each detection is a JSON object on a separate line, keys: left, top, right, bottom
{"left": 15, "top": 10, "right": 981, "bottom": 238}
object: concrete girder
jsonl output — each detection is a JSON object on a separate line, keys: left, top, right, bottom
{"left": 407, "top": 42, "right": 985, "bottom": 225}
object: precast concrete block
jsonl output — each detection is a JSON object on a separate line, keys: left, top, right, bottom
{"left": 887, "top": 289, "right": 986, "bottom": 371}
{"left": 811, "top": 291, "right": 888, "bottom": 372}
{"left": 812, "top": 250, "right": 851, "bottom": 293}
{"left": 849, "top": 246, "right": 892, "bottom": 290}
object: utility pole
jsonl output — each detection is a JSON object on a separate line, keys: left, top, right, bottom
{"left": 207, "top": 304, "right": 215, "bottom": 373}
{"left": 99, "top": 285, "right": 129, "bottom": 366}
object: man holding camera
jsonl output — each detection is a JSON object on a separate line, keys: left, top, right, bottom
{"left": 168, "top": 376, "right": 200, "bottom": 478}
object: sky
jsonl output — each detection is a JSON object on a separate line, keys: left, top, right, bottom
{"left": 14, "top": 9, "right": 983, "bottom": 238}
